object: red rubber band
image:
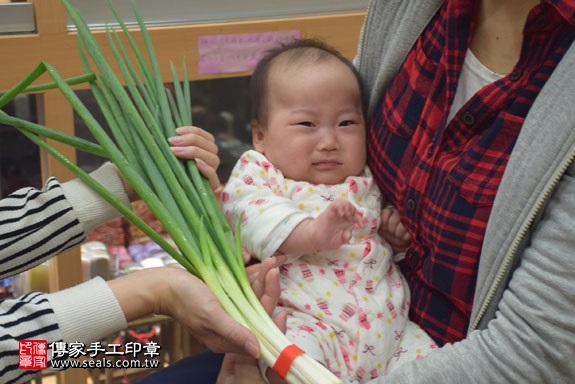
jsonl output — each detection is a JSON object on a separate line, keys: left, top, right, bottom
{"left": 272, "top": 344, "right": 304, "bottom": 380}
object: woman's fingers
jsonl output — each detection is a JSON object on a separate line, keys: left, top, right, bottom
{"left": 169, "top": 126, "right": 222, "bottom": 191}
{"left": 169, "top": 126, "right": 220, "bottom": 168}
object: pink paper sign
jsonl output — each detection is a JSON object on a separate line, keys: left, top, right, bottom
{"left": 197, "top": 30, "right": 301, "bottom": 75}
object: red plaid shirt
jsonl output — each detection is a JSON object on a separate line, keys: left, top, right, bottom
{"left": 368, "top": 0, "right": 575, "bottom": 345}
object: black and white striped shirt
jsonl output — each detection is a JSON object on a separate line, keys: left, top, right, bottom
{"left": 0, "top": 178, "right": 86, "bottom": 383}
{"left": 1, "top": 163, "right": 133, "bottom": 383}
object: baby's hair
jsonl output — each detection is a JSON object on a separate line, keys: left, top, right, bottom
{"left": 250, "top": 38, "right": 366, "bottom": 127}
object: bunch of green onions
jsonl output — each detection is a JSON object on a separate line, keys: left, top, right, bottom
{"left": 0, "top": 1, "right": 342, "bottom": 383}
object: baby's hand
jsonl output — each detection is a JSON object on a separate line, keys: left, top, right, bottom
{"left": 379, "top": 206, "right": 411, "bottom": 253}
{"left": 313, "top": 199, "right": 366, "bottom": 251}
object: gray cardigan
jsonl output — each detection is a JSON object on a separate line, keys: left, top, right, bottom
{"left": 354, "top": 1, "right": 575, "bottom": 383}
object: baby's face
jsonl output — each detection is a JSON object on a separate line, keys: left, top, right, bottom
{"left": 253, "top": 59, "right": 366, "bottom": 185}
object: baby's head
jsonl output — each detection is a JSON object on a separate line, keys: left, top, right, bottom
{"left": 250, "top": 39, "right": 367, "bottom": 185}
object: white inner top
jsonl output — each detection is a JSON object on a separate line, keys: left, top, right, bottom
{"left": 447, "top": 49, "right": 505, "bottom": 123}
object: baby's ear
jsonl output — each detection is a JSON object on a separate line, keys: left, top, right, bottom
{"left": 251, "top": 120, "right": 266, "bottom": 153}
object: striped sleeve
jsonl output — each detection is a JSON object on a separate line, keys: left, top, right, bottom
{"left": 0, "top": 291, "right": 61, "bottom": 384}
{"left": 0, "top": 178, "right": 82, "bottom": 383}
{"left": 0, "top": 163, "right": 130, "bottom": 383}
{"left": 0, "top": 178, "right": 84, "bottom": 279}
{"left": 1, "top": 162, "right": 130, "bottom": 279}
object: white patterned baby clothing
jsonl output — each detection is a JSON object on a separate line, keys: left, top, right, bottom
{"left": 222, "top": 150, "right": 437, "bottom": 383}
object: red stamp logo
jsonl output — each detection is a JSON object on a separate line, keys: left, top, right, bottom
{"left": 19, "top": 340, "right": 48, "bottom": 370}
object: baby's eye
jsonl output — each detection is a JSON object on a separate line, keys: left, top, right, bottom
{"left": 339, "top": 120, "right": 355, "bottom": 126}
{"left": 298, "top": 121, "right": 314, "bottom": 127}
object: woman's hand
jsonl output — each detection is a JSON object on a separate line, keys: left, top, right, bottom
{"left": 169, "top": 126, "right": 222, "bottom": 193}
{"left": 117, "top": 126, "right": 222, "bottom": 201}
{"left": 108, "top": 266, "right": 259, "bottom": 357}
{"left": 379, "top": 206, "right": 411, "bottom": 253}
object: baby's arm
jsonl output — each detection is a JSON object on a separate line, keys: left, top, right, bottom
{"left": 222, "top": 151, "right": 313, "bottom": 259}
{"left": 278, "top": 198, "right": 366, "bottom": 257}
{"left": 379, "top": 206, "right": 411, "bottom": 253}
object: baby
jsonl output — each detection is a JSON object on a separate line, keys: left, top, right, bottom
{"left": 221, "top": 39, "right": 436, "bottom": 383}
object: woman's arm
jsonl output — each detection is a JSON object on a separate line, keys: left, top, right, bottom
{"left": 1, "top": 126, "right": 255, "bottom": 384}
{"left": 0, "top": 162, "right": 128, "bottom": 280}
{"left": 374, "top": 164, "right": 575, "bottom": 384}
{"left": 1, "top": 122, "right": 220, "bottom": 278}
{"left": 0, "top": 162, "right": 130, "bottom": 383}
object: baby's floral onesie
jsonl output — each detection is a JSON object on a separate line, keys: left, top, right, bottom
{"left": 222, "top": 150, "right": 437, "bottom": 383}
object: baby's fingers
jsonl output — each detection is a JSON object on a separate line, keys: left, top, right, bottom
{"left": 353, "top": 209, "right": 367, "bottom": 229}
